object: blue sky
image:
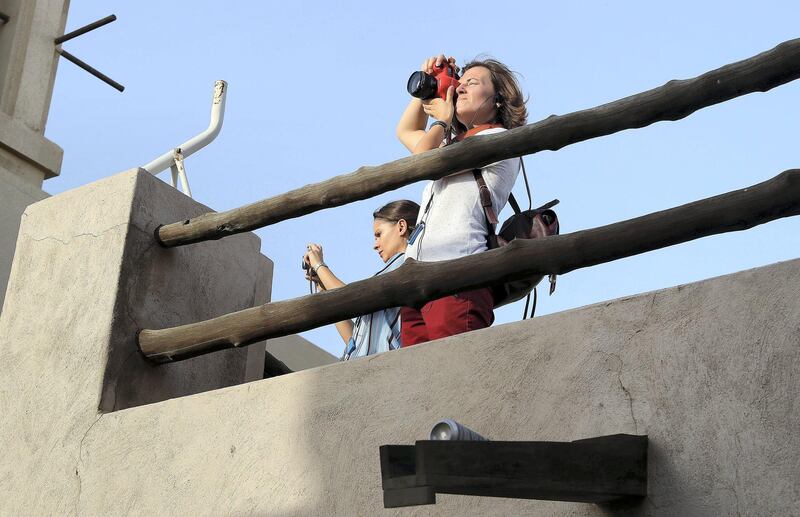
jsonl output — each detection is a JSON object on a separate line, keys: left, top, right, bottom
{"left": 46, "top": 2, "right": 800, "bottom": 356}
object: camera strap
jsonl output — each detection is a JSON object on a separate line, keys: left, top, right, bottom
{"left": 454, "top": 123, "right": 504, "bottom": 142}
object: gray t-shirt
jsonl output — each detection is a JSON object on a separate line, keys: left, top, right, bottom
{"left": 406, "top": 127, "right": 521, "bottom": 262}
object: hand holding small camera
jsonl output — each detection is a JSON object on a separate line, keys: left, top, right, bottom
{"left": 302, "top": 243, "right": 326, "bottom": 285}
{"left": 304, "top": 243, "right": 324, "bottom": 267}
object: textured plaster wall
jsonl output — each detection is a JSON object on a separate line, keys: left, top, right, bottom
{"left": 0, "top": 0, "right": 69, "bottom": 312}
{"left": 0, "top": 169, "right": 273, "bottom": 515}
{"left": 266, "top": 334, "right": 337, "bottom": 371}
{"left": 0, "top": 0, "right": 70, "bottom": 132}
{"left": 4, "top": 241, "right": 798, "bottom": 514}
{"left": 0, "top": 165, "right": 49, "bottom": 311}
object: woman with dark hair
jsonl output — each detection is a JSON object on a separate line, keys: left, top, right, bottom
{"left": 303, "top": 200, "right": 420, "bottom": 360}
{"left": 396, "top": 55, "right": 527, "bottom": 346}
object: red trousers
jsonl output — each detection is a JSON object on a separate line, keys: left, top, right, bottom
{"left": 400, "top": 287, "right": 495, "bottom": 346}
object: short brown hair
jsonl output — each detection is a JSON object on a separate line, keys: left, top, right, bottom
{"left": 460, "top": 58, "right": 528, "bottom": 130}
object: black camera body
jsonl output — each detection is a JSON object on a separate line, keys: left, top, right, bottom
{"left": 407, "top": 62, "right": 460, "bottom": 100}
{"left": 302, "top": 260, "right": 318, "bottom": 276}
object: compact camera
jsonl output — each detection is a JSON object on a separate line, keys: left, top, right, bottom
{"left": 407, "top": 62, "right": 460, "bottom": 101}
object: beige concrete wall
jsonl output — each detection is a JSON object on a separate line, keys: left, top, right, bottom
{"left": 0, "top": 168, "right": 339, "bottom": 516}
{"left": 0, "top": 0, "right": 70, "bottom": 132}
{"left": 2, "top": 196, "right": 798, "bottom": 516}
{"left": 0, "top": 0, "right": 68, "bottom": 312}
{"left": 0, "top": 116, "right": 62, "bottom": 311}
{"left": 0, "top": 165, "right": 49, "bottom": 311}
{"left": 0, "top": 168, "right": 277, "bottom": 514}
{"left": 266, "top": 334, "right": 337, "bottom": 372}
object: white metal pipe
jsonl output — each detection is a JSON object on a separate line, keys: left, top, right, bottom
{"left": 172, "top": 149, "right": 192, "bottom": 197}
{"left": 141, "top": 80, "right": 227, "bottom": 175}
{"left": 170, "top": 165, "right": 179, "bottom": 188}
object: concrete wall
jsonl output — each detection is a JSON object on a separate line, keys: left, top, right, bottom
{"left": 0, "top": 0, "right": 68, "bottom": 312}
{"left": 1, "top": 179, "right": 798, "bottom": 516}
{"left": 266, "top": 334, "right": 337, "bottom": 372}
{"left": 0, "top": 169, "right": 350, "bottom": 516}
{"left": 0, "top": 0, "right": 70, "bottom": 133}
{"left": 0, "top": 168, "right": 276, "bottom": 515}
{"left": 0, "top": 164, "right": 49, "bottom": 310}
{"left": 1, "top": 168, "right": 272, "bottom": 409}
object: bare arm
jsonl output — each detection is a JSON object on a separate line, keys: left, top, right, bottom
{"left": 312, "top": 266, "right": 354, "bottom": 343}
{"left": 411, "top": 116, "right": 448, "bottom": 154}
{"left": 304, "top": 244, "right": 354, "bottom": 344}
{"left": 396, "top": 98, "right": 428, "bottom": 152}
{"left": 311, "top": 261, "right": 345, "bottom": 290}
{"left": 397, "top": 90, "right": 456, "bottom": 154}
{"left": 397, "top": 54, "right": 457, "bottom": 154}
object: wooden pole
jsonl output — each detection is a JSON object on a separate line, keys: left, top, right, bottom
{"left": 139, "top": 169, "right": 800, "bottom": 363}
{"left": 155, "top": 38, "right": 800, "bottom": 247}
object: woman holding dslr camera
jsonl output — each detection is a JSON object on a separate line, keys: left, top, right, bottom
{"left": 396, "top": 54, "right": 528, "bottom": 345}
{"left": 303, "top": 200, "right": 419, "bottom": 360}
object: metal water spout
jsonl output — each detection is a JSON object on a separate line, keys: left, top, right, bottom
{"left": 141, "top": 80, "right": 227, "bottom": 197}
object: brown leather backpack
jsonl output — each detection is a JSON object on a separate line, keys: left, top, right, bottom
{"left": 473, "top": 163, "right": 560, "bottom": 313}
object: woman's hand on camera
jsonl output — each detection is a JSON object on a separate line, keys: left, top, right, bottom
{"left": 398, "top": 55, "right": 457, "bottom": 154}
{"left": 303, "top": 243, "right": 326, "bottom": 287}
{"left": 420, "top": 54, "right": 458, "bottom": 74}
{"left": 304, "top": 243, "right": 324, "bottom": 270}
{"left": 422, "top": 86, "right": 455, "bottom": 125}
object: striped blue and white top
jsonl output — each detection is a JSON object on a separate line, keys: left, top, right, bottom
{"left": 342, "top": 252, "right": 404, "bottom": 361}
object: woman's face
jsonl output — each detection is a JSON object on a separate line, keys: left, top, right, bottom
{"left": 373, "top": 218, "right": 407, "bottom": 263}
{"left": 455, "top": 66, "right": 497, "bottom": 127}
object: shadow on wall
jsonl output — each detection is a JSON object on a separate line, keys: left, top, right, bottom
{"left": 99, "top": 170, "right": 272, "bottom": 412}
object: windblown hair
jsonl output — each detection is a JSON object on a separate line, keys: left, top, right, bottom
{"left": 373, "top": 200, "right": 420, "bottom": 236}
{"left": 459, "top": 58, "right": 528, "bottom": 131}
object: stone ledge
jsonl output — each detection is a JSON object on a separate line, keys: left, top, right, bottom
{"left": 0, "top": 110, "right": 63, "bottom": 178}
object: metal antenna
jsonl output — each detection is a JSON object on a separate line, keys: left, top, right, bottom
{"left": 55, "top": 14, "right": 124, "bottom": 92}
{"left": 55, "top": 14, "right": 116, "bottom": 44}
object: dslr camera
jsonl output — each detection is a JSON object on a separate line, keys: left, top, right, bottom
{"left": 407, "top": 62, "right": 460, "bottom": 101}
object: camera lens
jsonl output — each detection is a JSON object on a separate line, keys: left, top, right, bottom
{"left": 407, "top": 71, "right": 439, "bottom": 100}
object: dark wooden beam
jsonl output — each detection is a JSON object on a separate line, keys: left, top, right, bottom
{"left": 138, "top": 170, "right": 800, "bottom": 363}
{"left": 380, "top": 434, "right": 648, "bottom": 508}
{"left": 155, "top": 38, "right": 800, "bottom": 247}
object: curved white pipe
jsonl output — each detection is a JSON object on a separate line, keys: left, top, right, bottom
{"left": 141, "top": 80, "right": 227, "bottom": 175}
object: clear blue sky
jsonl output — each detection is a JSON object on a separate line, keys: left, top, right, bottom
{"left": 46, "top": 2, "right": 800, "bottom": 356}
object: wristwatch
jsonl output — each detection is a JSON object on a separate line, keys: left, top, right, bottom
{"left": 429, "top": 121, "right": 449, "bottom": 132}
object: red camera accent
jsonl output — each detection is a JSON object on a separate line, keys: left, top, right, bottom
{"left": 433, "top": 64, "right": 460, "bottom": 101}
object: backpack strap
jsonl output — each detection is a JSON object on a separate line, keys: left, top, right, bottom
{"left": 507, "top": 157, "right": 528, "bottom": 215}
{"left": 537, "top": 199, "right": 560, "bottom": 210}
{"left": 472, "top": 169, "right": 500, "bottom": 249}
{"left": 508, "top": 192, "right": 522, "bottom": 215}
{"left": 462, "top": 125, "right": 508, "bottom": 250}
{"left": 472, "top": 169, "right": 499, "bottom": 225}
